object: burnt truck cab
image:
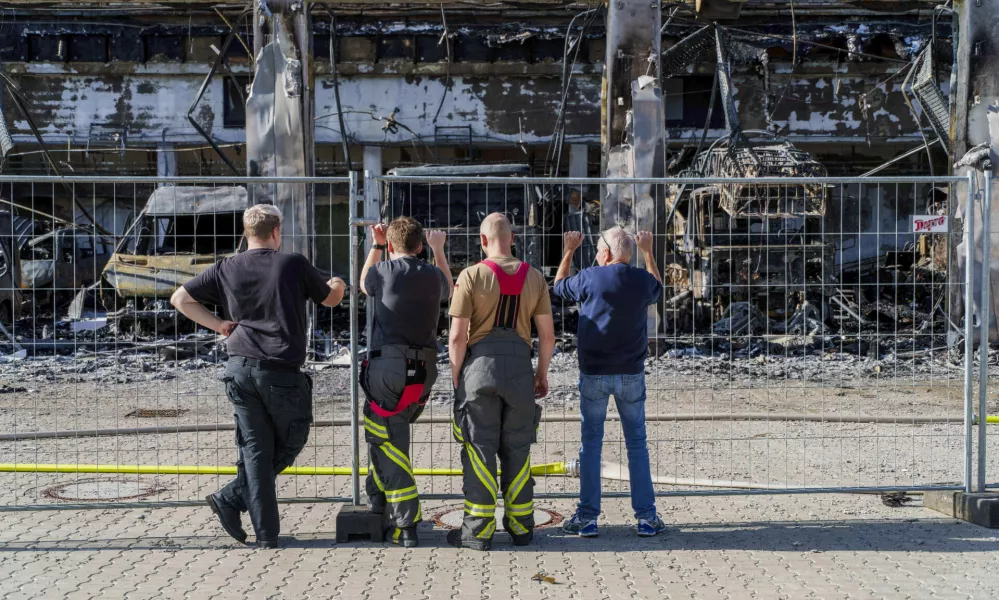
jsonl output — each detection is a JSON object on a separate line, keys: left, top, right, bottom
{"left": 101, "top": 186, "right": 247, "bottom": 322}
{"left": 22, "top": 227, "right": 114, "bottom": 313}
{"left": 380, "top": 164, "right": 541, "bottom": 274}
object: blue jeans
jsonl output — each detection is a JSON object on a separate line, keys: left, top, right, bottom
{"left": 576, "top": 373, "right": 656, "bottom": 521}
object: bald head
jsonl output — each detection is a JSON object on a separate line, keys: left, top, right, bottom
{"left": 479, "top": 212, "right": 515, "bottom": 258}
{"left": 480, "top": 212, "right": 513, "bottom": 243}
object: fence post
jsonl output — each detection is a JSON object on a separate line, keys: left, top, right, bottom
{"left": 980, "top": 170, "right": 993, "bottom": 493}
{"left": 348, "top": 171, "right": 362, "bottom": 506}
{"left": 965, "top": 171, "right": 977, "bottom": 494}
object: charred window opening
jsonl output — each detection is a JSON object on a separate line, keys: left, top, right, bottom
{"left": 0, "top": 34, "right": 28, "bottom": 62}
{"left": 223, "top": 76, "right": 250, "bottom": 129}
{"left": 532, "top": 38, "right": 564, "bottom": 63}
{"left": 666, "top": 76, "right": 725, "bottom": 129}
{"left": 494, "top": 41, "right": 530, "bottom": 63}
{"left": 195, "top": 212, "right": 243, "bottom": 255}
{"left": 803, "top": 36, "right": 848, "bottom": 61}
{"left": 69, "top": 233, "right": 94, "bottom": 261}
{"left": 225, "top": 34, "right": 253, "bottom": 62}
{"left": 311, "top": 34, "right": 330, "bottom": 61}
{"left": 110, "top": 33, "right": 144, "bottom": 62}
{"left": 454, "top": 36, "right": 491, "bottom": 62}
{"left": 28, "top": 35, "right": 66, "bottom": 62}
{"left": 378, "top": 35, "right": 415, "bottom": 61}
{"left": 866, "top": 33, "right": 901, "bottom": 60}
{"left": 155, "top": 215, "right": 197, "bottom": 254}
{"left": 416, "top": 35, "right": 446, "bottom": 62}
{"left": 144, "top": 36, "right": 185, "bottom": 62}
{"left": 68, "top": 35, "right": 108, "bottom": 63}
{"left": 132, "top": 213, "right": 244, "bottom": 256}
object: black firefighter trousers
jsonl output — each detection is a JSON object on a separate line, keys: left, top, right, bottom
{"left": 216, "top": 358, "right": 313, "bottom": 541}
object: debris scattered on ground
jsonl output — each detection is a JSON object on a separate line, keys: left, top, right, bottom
{"left": 880, "top": 492, "right": 916, "bottom": 508}
{"left": 532, "top": 572, "right": 557, "bottom": 584}
{"left": 714, "top": 302, "right": 770, "bottom": 336}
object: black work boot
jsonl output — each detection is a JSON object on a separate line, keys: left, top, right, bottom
{"left": 446, "top": 528, "right": 491, "bottom": 551}
{"left": 510, "top": 531, "right": 533, "bottom": 547}
{"left": 257, "top": 539, "right": 279, "bottom": 549}
{"left": 387, "top": 526, "right": 419, "bottom": 548}
{"left": 206, "top": 494, "right": 247, "bottom": 544}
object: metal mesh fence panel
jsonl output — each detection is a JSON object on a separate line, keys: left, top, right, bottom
{"left": 0, "top": 172, "right": 987, "bottom": 513}
{"left": 0, "top": 175, "right": 353, "bottom": 510}
{"left": 370, "top": 174, "right": 976, "bottom": 504}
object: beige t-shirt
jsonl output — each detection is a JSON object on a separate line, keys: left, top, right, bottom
{"left": 450, "top": 256, "right": 552, "bottom": 347}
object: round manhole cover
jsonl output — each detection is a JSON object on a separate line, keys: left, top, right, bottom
{"left": 44, "top": 478, "right": 168, "bottom": 502}
{"left": 430, "top": 504, "right": 563, "bottom": 530}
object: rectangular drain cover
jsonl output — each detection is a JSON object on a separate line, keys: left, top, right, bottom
{"left": 125, "top": 408, "right": 189, "bottom": 418}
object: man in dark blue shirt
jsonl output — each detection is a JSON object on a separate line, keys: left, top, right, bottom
{"left": 552, "top": 226, "right": 666, "bottom": 538}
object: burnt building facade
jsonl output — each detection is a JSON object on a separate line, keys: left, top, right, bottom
{"left": 0, "top": 0, "right": 957, "bottom": 283}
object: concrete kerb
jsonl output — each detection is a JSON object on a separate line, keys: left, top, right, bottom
{"left": 924, "top": 491, "right": 999, "bottom": 528}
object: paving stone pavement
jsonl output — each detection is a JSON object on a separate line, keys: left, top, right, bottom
{"left": 0, "top": 493, "right": 997, "bottom": 600}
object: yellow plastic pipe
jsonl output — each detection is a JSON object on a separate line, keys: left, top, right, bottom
{"left": 0, "top": 462, "right": 569, "bottom": 477}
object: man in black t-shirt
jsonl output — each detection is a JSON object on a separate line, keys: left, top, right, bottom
{"left": 359, "top": 216, "right": 451, "bottom": 547}
{"left": 171, "top": 204, "right": 345, "bottom": 548}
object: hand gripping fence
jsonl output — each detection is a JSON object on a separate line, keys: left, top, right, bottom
{"left": 0, "top": 172, "right": 995, "bottom": 513}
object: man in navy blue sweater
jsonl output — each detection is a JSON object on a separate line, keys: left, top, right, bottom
{"left": 552, "top": 226, "right": 665, "bottom": 538}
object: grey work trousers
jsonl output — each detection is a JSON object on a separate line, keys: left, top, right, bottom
{"left": 362, "top": 345, "right": 438, "bottom": 529}
{"left": 453, "top": 328, "right": 541, "bottom": 542}
{"left": 217, "top": 358, "right": 313, "bottom": 541}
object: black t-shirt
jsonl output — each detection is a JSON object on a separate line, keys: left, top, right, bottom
{"left": 184, "top": 249, "right": 331, "bottom": 366}
{"left": 364, "top": 256, "right": 449, "bottom": 351}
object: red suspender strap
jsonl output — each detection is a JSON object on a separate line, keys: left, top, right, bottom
{"left": 480, "top": 259, "right": 530, "bottom": 295}
{"left": 481, "top": 259, "right": 530, "bottom": 329}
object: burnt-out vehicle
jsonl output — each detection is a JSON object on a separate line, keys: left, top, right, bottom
{"left": 101, "top": 186, "right": 248, "bottom": 329}
{"left": 380, "top": 164, "right": 542, "bottom": 273}
{"left": 666, "top": 131, "right": 835, "bottom": 319}
{"left": 0, "top": 212, "right": 25, "bottom": 324}
{"left": 22, "top": 227, "right": 114, "bottom": 314}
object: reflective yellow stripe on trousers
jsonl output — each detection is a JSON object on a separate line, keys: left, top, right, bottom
{"left": 365, "top": 416, "right": 388, "bottom": 439}
{"left": 464, "top": 500, "right": 496, "bottom": 518}
{"left": 503, "top": 454, "right": 532, "bottom": 535}
{"left": 464, "top": 443, "right": 497, "bottom": 501}
{"left": 378, "top": 442, "right": 414, "bottom": 477}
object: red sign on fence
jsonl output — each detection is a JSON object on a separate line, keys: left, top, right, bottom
{"left": 912, "top": 215, "right": 948, "bottom": 233}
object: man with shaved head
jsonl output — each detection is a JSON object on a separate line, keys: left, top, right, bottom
{"left": 447, "top": 212, "right": 554, "bottom": 550}
{"left": 553, "top": 226, "right": 667, "bottom": 538}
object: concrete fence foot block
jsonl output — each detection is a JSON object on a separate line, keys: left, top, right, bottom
{"left": 335, "top": 504, "right": 385, "bottom": 543}
{"left": 923, "top": 491, "right": 999, "bottom": 528}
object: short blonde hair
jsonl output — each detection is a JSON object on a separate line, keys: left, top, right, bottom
{"left": 243, "top": 204, "right": 283, "bottom": 240}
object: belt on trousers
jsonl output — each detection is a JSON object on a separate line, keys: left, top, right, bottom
{"left": 367, "top": 346, "right": 437, "bottom": 361}
{"left": 231, "top": 357, "right": 301, "bottom": 373}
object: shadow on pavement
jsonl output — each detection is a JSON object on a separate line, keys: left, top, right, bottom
{"left": 1, "top": 516, "right": 995, "bottom": 553}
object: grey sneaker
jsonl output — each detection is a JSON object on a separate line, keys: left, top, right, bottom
{"left": 637, "top": 514, "right": 667, "bottom": 537}
{"left": 562, "top": 514, "right": 598, "bottom": 537}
